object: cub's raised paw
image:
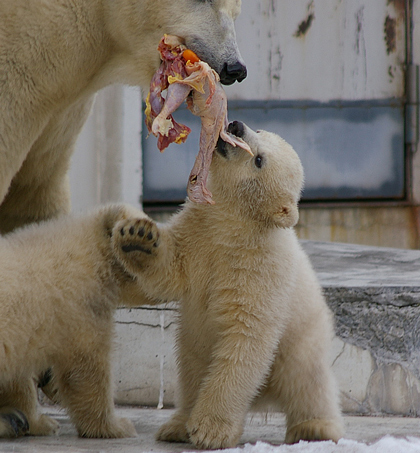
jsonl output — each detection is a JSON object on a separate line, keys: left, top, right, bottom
{"left": 112, "top": 217, "right": 160, "bottom": 274}
{"left": 114, "top": 218, "right": 159, "bottom": 254}
{"left": 285, "top": 418, "right": 343, "bottom": 444}
{"left": 118, "top": 218, "right": 159, "bottom": 254}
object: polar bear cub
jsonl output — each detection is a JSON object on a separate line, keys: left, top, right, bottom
{"left": 112, "top": 122, "right": 344, "bottom": 448}
{"left": 0, "top": 203, "right": 158, "bottom": 438}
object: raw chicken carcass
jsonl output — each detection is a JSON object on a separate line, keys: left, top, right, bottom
{"left": 145, "top": 34, "right": 252, "bottom": 205}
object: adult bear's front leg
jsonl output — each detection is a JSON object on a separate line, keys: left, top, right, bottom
{"left": 0, "top": 97, "right": 94, "bottom": 234}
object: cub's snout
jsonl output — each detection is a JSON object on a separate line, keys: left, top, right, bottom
{"left": 228, "top": 120, "right": 245, "bottom": 138}
{"left": 216, "top": 121, "right": 246, "bottom": 157}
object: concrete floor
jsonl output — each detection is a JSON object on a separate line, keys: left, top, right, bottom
{"left": 0, "top": 407, "right": 419, "bottom": 452}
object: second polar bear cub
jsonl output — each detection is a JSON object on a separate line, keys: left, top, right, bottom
{"left": 0, "top": 204, "right": 157, "bottom": 439}
{"left": 113, "top": 122, "right": 343, "bottom": 449}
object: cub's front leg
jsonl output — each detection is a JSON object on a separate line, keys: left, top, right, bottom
{"left": 186, "top": 303, "right": 282, "bottom": 449}
{"left": 113, "top": 217, "right": 183, "bottom": 304}
{"left": 112, "top": 218, "right": 160, "bottom": 276}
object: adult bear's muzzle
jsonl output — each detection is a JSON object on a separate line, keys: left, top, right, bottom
{"left": 219, "top": 62, "right": 247, "bottom": 85}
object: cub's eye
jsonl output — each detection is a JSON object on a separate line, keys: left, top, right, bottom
{"left": 255, "top": 155, "right": 263, "bottom": 168}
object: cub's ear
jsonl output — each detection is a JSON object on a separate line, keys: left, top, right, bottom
{"left": 272, "top": 203, "right": 299, "bottom": 228}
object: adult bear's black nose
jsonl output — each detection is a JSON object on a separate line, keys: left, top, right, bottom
{"left": 219, "top": 62, "right": 247, "bottom": 85}
{"left": 227, "top": 121, "right": 245, "bottom": 138}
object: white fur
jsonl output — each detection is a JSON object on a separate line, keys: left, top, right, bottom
{"left": 113, "top": 124, "right": 344, "bottom": 448}
{"left": 0, "top": 0, "right": 244, "bottom": 233}
{"left": 0, "top": 203, "right": 158, "bottom": 438}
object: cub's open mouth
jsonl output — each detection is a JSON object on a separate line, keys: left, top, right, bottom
{"left": 217, "top": 121, "right": 247, "bottom": 156}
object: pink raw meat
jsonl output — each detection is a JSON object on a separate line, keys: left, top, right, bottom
{"left": 145, "top": 35, "right": 251, "bottom": 205}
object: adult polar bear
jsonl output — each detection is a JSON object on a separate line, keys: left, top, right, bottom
{"left": 0, "top": 0, "right": 246, "bottom": 233}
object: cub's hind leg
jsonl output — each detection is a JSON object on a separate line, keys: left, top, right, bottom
{"left": 0, "top": 378, "right": 59, "bottom": 437}
{"left": 268, "top": 327, "right": 343, "bottom": 444}
{"left": 156, "top": 327, "right": 210, "bottom": 444}
{"left": 56, "top": 334, "right": 136, "bottom": 438}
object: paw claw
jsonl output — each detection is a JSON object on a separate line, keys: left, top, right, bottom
{"left": 186, "top": 413, "right": 241, "bottom": 449}
{"left": 156, "top": 415, "right": 189, "bottom": 443}
{"left": 285, "top": 419, "right": 343, "bottom": 444}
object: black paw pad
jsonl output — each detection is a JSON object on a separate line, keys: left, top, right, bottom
{"left": 119, "top": 220, "right": 159, "bottom": 255}
{"left": 122, "top": 244, "right": 152, "bottom": 255}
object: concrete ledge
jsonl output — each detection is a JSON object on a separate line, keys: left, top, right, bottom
{"left": 301, "top": 241, "right": 420, "bottom": 416}
{"left": 300, "top": 240, "right": 420, "bottom": 288}
{"left": 112, "top": 241, "right": 420, "bottom": 416}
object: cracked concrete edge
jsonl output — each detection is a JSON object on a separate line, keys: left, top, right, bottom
{"left": 324, "top": 292, "right": 420, "bottom": 381}
{"left": 301, "top": 240, "right": 420, "bottom": 288}
{"left": 323, "top": 286, "right": 420, "bottom": 307}
{"left": 332, "top": 338, "right": 420, "bottom": 416}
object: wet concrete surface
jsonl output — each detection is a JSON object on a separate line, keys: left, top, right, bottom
{"left": 0, "top": 406, "right": 419, "bottom": 452}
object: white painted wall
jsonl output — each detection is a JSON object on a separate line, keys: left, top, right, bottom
{"left": 410, "top": 0, "right": 420, "bottom": 204}
{"left": 226, "top": 0, "right": 405, "bottom": 102}
{"left": 69, "top": 85, "right": 142, "bottom": 213}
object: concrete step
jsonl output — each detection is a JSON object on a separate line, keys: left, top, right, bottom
{"left": 111, "top": 241, "right": 420, "bottom": 416}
